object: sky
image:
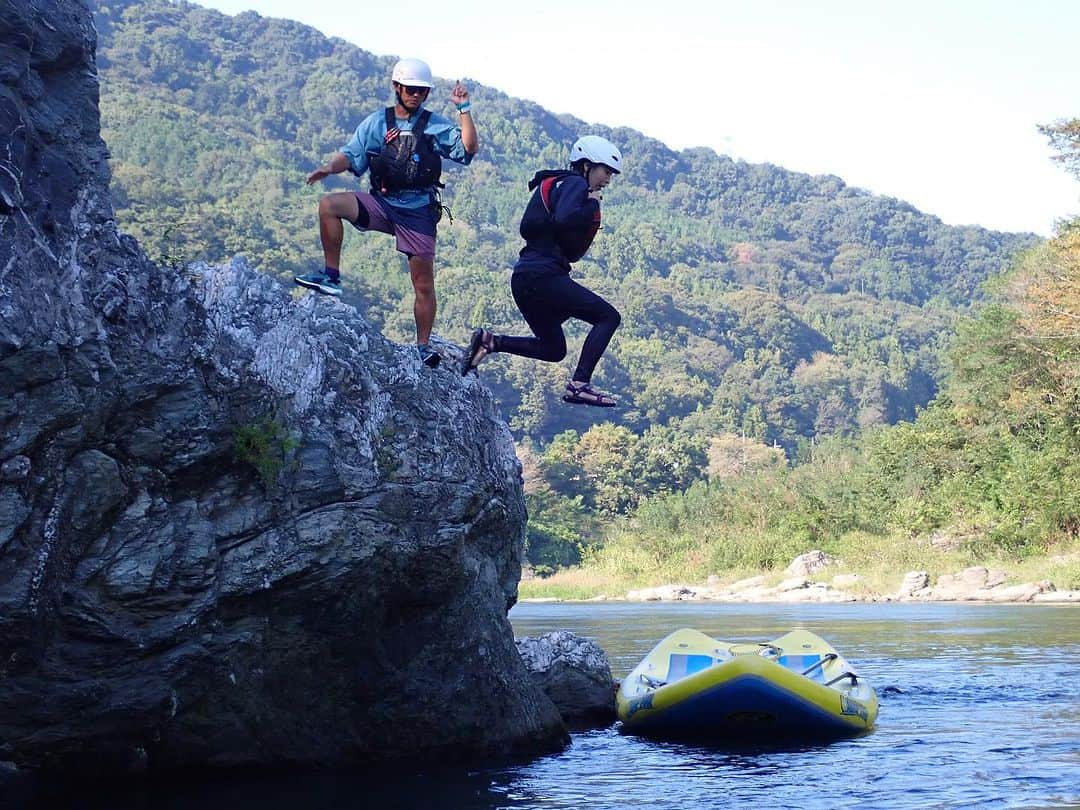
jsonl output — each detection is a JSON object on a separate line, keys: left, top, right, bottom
{"left": 195, "top": 0, "right": 1079, "bottom": 236}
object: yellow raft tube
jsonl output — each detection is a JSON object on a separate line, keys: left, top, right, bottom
{"left": 616, "top": 628, "right": 878, "bottom": 740}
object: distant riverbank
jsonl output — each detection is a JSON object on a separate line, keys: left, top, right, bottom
{"left": 519, "top": 549, "right": 1080, "bottom": 604}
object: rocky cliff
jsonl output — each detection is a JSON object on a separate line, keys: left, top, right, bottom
{"left": 0, "top": 0, "right": 566, "bottom": 774}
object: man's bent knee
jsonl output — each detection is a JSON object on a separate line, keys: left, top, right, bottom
{"left": 320, "top": 193, "right": 361, "bottom": 224}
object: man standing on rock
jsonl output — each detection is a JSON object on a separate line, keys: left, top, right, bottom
{"left": 300, "top": 58, "right": 479, "bottom": 368}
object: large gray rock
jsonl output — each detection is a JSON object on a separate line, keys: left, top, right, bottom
{"left": 787, "top": 550, "right": 835, "bottom": 577}
{"left": 896, "top": 570, "right": 930, "bottom": 599}
{"left": 516, "top": 631, "right": 616, "bottom": 726}
{"left": 0, "top": 0, "right": 565, "bottom": 774}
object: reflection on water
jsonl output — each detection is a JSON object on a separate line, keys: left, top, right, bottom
{"left": 11, "top": 603, "right": 1079, "bottom": 809}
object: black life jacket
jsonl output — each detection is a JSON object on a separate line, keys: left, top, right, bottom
{"left": 519, "top": 170, "right": 601, "bottom": 264}
{"left": 368, "top": 108, "right": 443, "bottom": 194}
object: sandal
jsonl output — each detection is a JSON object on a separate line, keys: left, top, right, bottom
{"left": 460, "top": 328, "right": 494, "bottom": 376}
{"left": 562, "top": 381, "right": 618, "bottom": 407}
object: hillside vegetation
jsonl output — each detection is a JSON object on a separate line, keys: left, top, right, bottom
{"left": 554, "top": 210, "right": 1080, "bottom": 595}
{"left": 93, "top": 2, "right": 1076, "bottom": 582}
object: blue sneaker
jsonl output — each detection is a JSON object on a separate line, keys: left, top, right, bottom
{"left": 418, "top": 343, "right": 441, "bottom": 368}
{"left": 294, "top": 272, "right": 341, "bottom": 296}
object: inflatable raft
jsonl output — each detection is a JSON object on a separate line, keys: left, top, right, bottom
{"left": 616, "top": 628, "right": 878, "bottom": 740}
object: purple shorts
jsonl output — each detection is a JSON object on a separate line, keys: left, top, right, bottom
{"left": 352, "top": 191, "right": 437, "bottom": 260}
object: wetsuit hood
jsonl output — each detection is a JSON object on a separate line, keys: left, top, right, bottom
{"left": 528, "top": 169, "right": 575, "bottom": 191}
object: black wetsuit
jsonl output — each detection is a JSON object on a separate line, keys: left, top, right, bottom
{"left": 494, "top": 170, "right": 621, "bottom": 383}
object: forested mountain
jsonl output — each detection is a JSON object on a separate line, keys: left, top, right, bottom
{"left": 91, "top": 1, "right": 1040, "bottom": 558}
{"left": 585, "top": 215, "right": 1080, "bottom": 589}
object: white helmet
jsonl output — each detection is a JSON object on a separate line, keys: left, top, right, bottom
{"left": 391, "top": 58, "right": 434, "bottom": 88}
{"left": 570, "top": 135, "right": 622, "bottom": 173}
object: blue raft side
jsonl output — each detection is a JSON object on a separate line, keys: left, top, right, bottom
{"left": 667, "top": 653, "right": 714, "bottom": 681}
{"left": 778, "top": 654, "right": 824, "bottom": 683}
{"left": 630, "top": 672, "right": 860, "bottom": 739}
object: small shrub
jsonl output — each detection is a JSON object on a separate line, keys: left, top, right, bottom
{"left": 233, "top": 416, "right": 299, "bottom": 490}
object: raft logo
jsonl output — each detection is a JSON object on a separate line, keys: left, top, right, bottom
{"left": 840, "top": 695, "right": 869, "bottom": 721}
{"left": 626, "top": 693, "right": 654, "bottom": 717}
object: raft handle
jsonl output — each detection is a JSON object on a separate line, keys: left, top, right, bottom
{"left": 801, "top": 653, "right": 838, "bottom": 677}
{"left": 825, "top": 671, "right": 858, "bottom": 687}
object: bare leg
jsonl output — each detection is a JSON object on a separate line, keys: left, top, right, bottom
{"left": 408, "top": 255, "right": 436, "bottom": 345}
{"left": 318, "top": 193, "right": 361, "bottom": 270}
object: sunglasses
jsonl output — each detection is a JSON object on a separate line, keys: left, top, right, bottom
{"left": 399, "top": 84, "right": 430, "bottom": 96}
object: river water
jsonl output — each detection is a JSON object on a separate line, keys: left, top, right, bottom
{"left": 12, "top": 602, "right": 1079, "bottom": 809}
{"left": 503, "top": 602, "right": 1080, "bottom": 809}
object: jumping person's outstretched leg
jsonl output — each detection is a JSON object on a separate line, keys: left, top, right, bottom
{"left": 461, "top": 271, "right": 567, "bottom": 375}
{"left": 460, "top": 318, "right": 565, "bottom": 376}
{"left": 461, "top": 272, "right": 621, "bottom": 406}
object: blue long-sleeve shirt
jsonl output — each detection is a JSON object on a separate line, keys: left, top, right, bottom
{"left": 515, "top": 170, "right": 602, "bottom": 274}
{"left": 340, "top": 107, "right": 473, "bottom": 209}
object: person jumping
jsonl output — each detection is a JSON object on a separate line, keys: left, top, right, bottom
{"left": 460, "top": 135, "right": 622, "bottom": 406}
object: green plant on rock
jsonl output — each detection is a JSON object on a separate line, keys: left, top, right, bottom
{"left": 233, "top": 416, "right": 299, "bottom": 490}
{"left": 155, "top": 222, "right": 193, "bottom": 273}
